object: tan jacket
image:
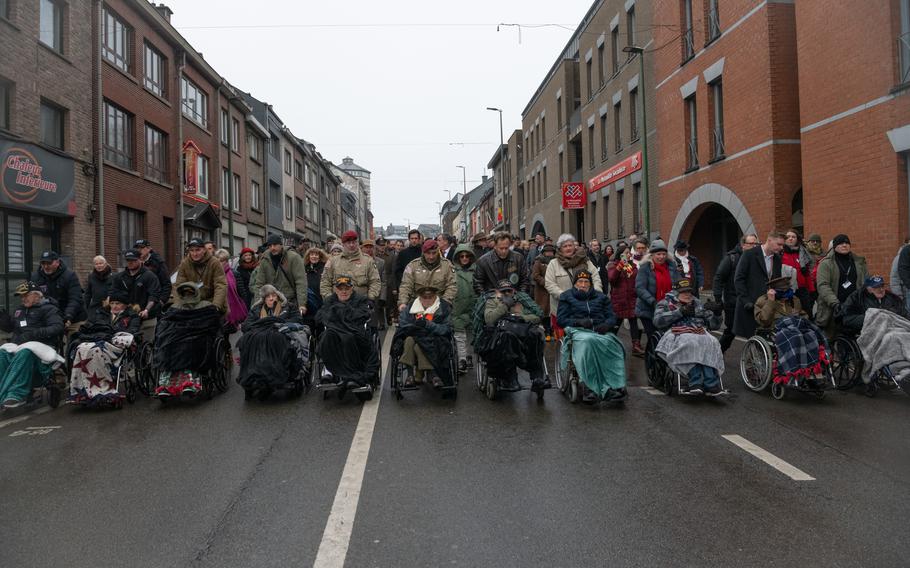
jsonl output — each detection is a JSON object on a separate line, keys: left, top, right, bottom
{"left": 174, "top": 252, "right": 227, "bottom": 313}
{"left": 398, "top": 257, "right": 458, "bottom": 307}
{"left": 754, "top": 294, "right": 805, "bottom": 329}
{"left": 320, "top": 250, "right": 381, "bottom": 299}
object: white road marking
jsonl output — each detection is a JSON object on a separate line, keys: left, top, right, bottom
{"left": 639, "top": 386, "right": 666, "bottom": 396}
{"left": 313, "top": 328, "right": 393, "bottom": 568}
{"left": 722, "top": 434, "right": 815, "bottom": 481}
{"left": 0, "top": 405, "right": 51, "bottom": 429}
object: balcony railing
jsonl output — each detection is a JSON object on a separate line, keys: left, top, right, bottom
{"left": 707, "top": 7, "right": 721, "bottom": 43}
{"left": 687, "top": 140, "right": 699, "bottom": 171}
{"left": 899, "top": 32, "right": 910, "bottom": 87}
{"left": 711, "top": 128, "right": 725, "bottom": 161}
{"left": 682, "top": 27, "right": 695, "bottom": 62}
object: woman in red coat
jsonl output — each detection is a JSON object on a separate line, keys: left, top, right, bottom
{"left": 606, "top": 242, "right": 644, "bottom": 356}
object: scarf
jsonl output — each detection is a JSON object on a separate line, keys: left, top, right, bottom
{"left": 616, "top": 259, "right": 634, "bottom": 278}
{"left": 259, "top": 301, "right": 283, "bottom": 319}
{"left": 653, "top": 261, "right": 672, "bottom": 302}
{"left": 675, "top": 252, "right": 691, "bottom": 278}
{"left": 632, "top": 253, "right": 644, "bottom": 268}
{"left": 409, "top": 296, "right": 440, "bottom": 320}
{"left": 557, "top": 251, "right": 588, "bottom": 271}
{"left": 239, "top": 259, "right": 258, "bottom": 271}
{"left": 834, "top": 252, "right": 856, "bottom": 303}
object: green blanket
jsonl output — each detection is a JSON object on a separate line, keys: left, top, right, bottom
{"left": 560, "top": 328, "right": 627, "bottom": 396}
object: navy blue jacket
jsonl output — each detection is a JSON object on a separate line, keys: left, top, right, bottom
{"left": 635, "top": 259, "right": 680, "bottom": 319}
{"left": 32, "top": 262, "right": 86, "bottom": 323}
{"left": 556, "top": 287, "right": 617, "bottom": 330}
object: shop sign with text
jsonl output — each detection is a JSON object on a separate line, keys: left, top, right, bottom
{"left": 561, "top": 182, "right": 585, "bottom": 210}
{"left": 0, "top": 137, "right": 76, "bottom": 216}
{"left": 588, "top": 151, "right": 642, "bottom": 193}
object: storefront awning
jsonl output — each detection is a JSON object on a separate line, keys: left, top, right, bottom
{"left": 184, "top": 202, "right": 222, "bottom": 229}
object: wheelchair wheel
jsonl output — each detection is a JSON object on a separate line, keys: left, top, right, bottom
{"left": 137, "top": 342, "right": 155, "bottom": 397}
{"left": 485, "top": 375, "right": 498, "bottom": 401}
{"left": 770, "top": 381, "right": 786, "bottom": 400}
{"left": 568, "top": 378, "right": 580, "bottom": 404}
{"left": 47, "top": 384, "right": 62, "bottom": 409}
{"left": 475, "top": 358, "right": 486, "bottom": 392}
{"left": 740, "top": 336, "right": 773, "bottom": 392}
{"left": 122, "top": 358, "right": 137, "bottom": 404}
{"left": 213, "top": 336, "right": 232, "bottom": 393}
{"left": 553, "top": 349, "right": 565, "bottom": 392}
{"left": 831, "top": 336, "right": 863, "bottom": 390}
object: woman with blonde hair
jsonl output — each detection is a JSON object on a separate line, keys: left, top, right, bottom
{"left": 84, "top": 255, "right": 113, "bottom": 310}
{"left": 214, "top": 248, "right": 248, "bottom": 329}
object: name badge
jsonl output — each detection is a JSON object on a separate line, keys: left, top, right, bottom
{"left": 19, "top": 320, "right": 28, "bottom": 327}
{"left": 842, "top": 281, "right": 852, "bottom": 289}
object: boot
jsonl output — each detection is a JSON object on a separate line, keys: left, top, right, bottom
{"left": 631, "top": 340, "right": 644, "bottom": 357}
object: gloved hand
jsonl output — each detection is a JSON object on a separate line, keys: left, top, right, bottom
{"left": 414, "top": 317, "right": 427, "bottom": 328}
{"left": 378, "top": 299, "right": 386, "bottom": 308}
{"left": 594, "top": 323, "right": 611, "bottom": 334}
{"left": 575, "top": 318, "right": 594, "bottom": 329}
{"left": 366, "top": 300, "right": 375, "bottom": 310}
{"left": 704, "top": 300, "right": 723, "bottom": 315}
{"left": 501, "top": 295, "right": 517, "bottom": 308}
{"left": 744, "top": 302, "right": 754, "bottom": 312}
{"left": 680, "top": 303, "right": 695, "bottom": 317}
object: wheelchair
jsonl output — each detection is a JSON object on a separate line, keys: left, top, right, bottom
{"left": 739, "top": 327, "right": 834, "bottom": 400}
{"left": 155, "top": 331, "right": 231, "bottom": 404}
{"left": 242, "top": 324, "right": 314, "bottom": 402}
{"left": 312, "top": 324, "right": 381, "bottom": 402}
{"left": 831, "top": 332, "right": 905, "bottom": 395}
{"left": 474, "top": 323, "right": 550, "bottom": 402}
{"left": 388, "top": 333, "right": 459, "bottom": 401}
{"left": 67, "top": 334, "right": 146, "bottom": 409}
{"left": 553, "top": 329, "right": 627, "bottom": 404}
{"left": 644, "top": 330, "right": 727, "bottom": 397}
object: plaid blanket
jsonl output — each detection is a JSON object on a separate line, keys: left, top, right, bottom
{"left": 773, "top": 316, "right": 829, "bottom": 383}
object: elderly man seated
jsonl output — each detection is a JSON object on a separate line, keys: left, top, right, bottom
{"left": 653, "top": 279, "right": 725, "bottom": 396}
{"left": 0, "top": 282, "right": 65, "bottom": 408}
{"left": 845, "top": 275, "right": 910, "bottom": 391}
{"left": 315, "top": 275, "right": 379, "bottom": 391}
{"left": 556, "top": 270, "right": 627, "bottom": 402}
{"left": 391, "top": 285, "right": 455, "bottom": 392}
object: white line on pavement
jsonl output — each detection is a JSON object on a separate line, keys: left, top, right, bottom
{"left": 639, "top": 386, "right": 666, "bottom": 396}
{"left": 0, "top": 406, "right": 51, "bottom": 429}
{"left": 313, "top": 328, "right": 393, "bottom": 568}
{"left": 722, "top": 434, "right": 815, "bottom": 481}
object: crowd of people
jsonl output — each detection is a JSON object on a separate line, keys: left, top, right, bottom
{"left": 1, "top": 225, "right": 909, "bottom": 409}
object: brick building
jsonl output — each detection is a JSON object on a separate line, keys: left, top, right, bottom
{"left": 0, "top": 0, "right": 96, "bottom": 309}
{"left": 652, "top": 0, "right": 802, "bottom": 283}
{"left": 796, "top": 0, "right": 910, "bottom": 274}
{"left": 510, "top": 0, "right": 657, "bottom": 246}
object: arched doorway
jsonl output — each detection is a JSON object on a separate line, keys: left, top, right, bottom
{"left": 684, "top": 203, "right": 742, "bottom": 286}
{"left": 531, "top": 218, "right": 547, "bottom": 238}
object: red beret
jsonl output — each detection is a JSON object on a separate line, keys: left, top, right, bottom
{"left": 240, "top": 247, "right": 255, "bottom": 256}
{"left": 341, "top": 230, "right": 359, "bottom": 243}
{"left": 422, "top": 239, "right": 439, "bottom": 253}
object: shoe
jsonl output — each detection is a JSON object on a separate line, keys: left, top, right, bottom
{"left": 685, "top": 385, "right": 704, "bottom": 396}
{"left": 864, "top": 382, "right": 877, "bottom": 397}
{"left": 181, "top": 385, "right": 198, "bottom": 396}
{"left": 705, "top": 384, "right": 723, "bottom": 397}
{"left": 154, "top": 387, "right": 171, "bottom": 398}
{"left": 631, "top": 340, "right": 644, "bottom": 357}
{"left": 2, "top": 398, "right": 24, "bottom": 409}
{"left": 403, "top": 373, "right": 416, "bottom": 387}
{"left": 530, "top": 378, "right": 551, "bottom": 393}
{"left": 500, "top": 373, "right": 520, "bottom": 390}
{"left": 431, "top": 376, "right": 443, "bottom": 389}
{"left": 458, "top": 359, "right": 468, "bottom": 373}
{"left": 607, "top": 387, "right": 628, "bottom": 401}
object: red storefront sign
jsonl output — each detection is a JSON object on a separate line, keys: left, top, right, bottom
{"left": 588, "top": 150, "right": 642, "bottom": 193}
{"left": 561, "top": 182, "right": 585, "bottom": 210}
{"left": 183, "top": 140, "right": 202, "bottom": 194}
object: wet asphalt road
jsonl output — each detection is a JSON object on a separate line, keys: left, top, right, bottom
{"left": 1, "top": 327, "right": 908, "bottom": 568}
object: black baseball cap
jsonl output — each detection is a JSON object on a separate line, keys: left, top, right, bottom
{"left": 134, "top": 239, "right": 151, "bottom": 248}
{"left": 39, "top": 250, "right": 59, "bottom": 263}
{"left": 187, "top": 238, "right": 205, "bottom": 248}
{"left": 123, "top": 249, "right": 140, "bottom": 261}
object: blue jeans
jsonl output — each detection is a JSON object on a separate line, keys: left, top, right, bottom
{"left": 688, "top": 364, "right": 720, "bottom": 389}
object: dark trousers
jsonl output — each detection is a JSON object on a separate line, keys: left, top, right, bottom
{"left": 616, "top": 317, "right": 641, "bottom": 341}
{"left": 641, "top": 317, "right": 657, "bottom": 348}
{"left": 719, "top": 305, "right": 736, "bottom": 352}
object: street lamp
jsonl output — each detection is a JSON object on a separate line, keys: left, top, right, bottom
{"left": 486, "top": 107, "right": 506, "bottom": 231}
{"left": 623, "top": 45, "right": 651, "bottom": 238}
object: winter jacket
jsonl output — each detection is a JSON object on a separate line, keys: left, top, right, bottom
{"left": 733, "top": 246, "right": 784, "bottom": 338}
{"left": 84, "top": 305, "right": 142, "bottom": 337}
{"left": 394, "top": 245, "right": 422, "bottom": 286}
{"left": 543, "top": 252, "right": 603, "bottom": 316}
{"left": 781, "top": 245, "right": 815, "bottom": 292}
{"left": 252, "top": 248, "right": 309, "bottom": 306}
{"left": 174, "top": 252, "right": 228, "bottom": 313}
{"left": 451, "top": 244, "right": 477, "bottom": 331}
{"left": 0, "top": 298, "right": 65, "bottom": 346}
{"left": 556, "top": 287, "right": 617, "bottom": 331}
{"left": 483, "top": 296, "right": 540, "bottom": 326}
{"left": 815, "top": 251, "right": 868, "bottom": 327}
{"left": 398, "top": 257, "right": 457, "bottom": 307}
{"left": 244, "top": 287, "right": 301, "bottom": 327}
{"left": 31, "top": 262, "right": 86, "bottom": 323}
{"left": 674, "top": 253, "right": 705, "bottom": 293}
{"left": 381, "top": 249, "right": 399, "bottom": 305}
{"left": 653, "top": 293, "right": 720, "bottom": 331}
{"left": 753, "top": 295, "right": 805, "bottom": 330}
{"left": 712, "top": 246, "right": 742, "bottom": 308}
{"left": 841, "top": 288, "right": 907, "bottom": 333}
{"left": 473, "top": 249, "right": 530, "bottom": 295}
{"left": 110, "top": 266, "right": 161, "bottom": 313}
{"left": 896, "top": 244, "right": 910, "bottom": 298}
{"left": 531, "top": 256, "right": 554, "bottom": 316}
{"left": 143, "top": 250, "right": 172, "bottom": 309}
{"left": 320, "top": 249, "right": 381, "bottom": 300}
{"left": 635, "top": 258, "right": 680, "bottom": 320}
{"left": 83, "top": 267, "right": 113, "bottom": 311}
{"left": 235, "top": 261, "right": 258, "bottom": 309}
{"left": 305, "top": 261, "right": 325, "bottom": 301}
{"left": 372, "top": 255, "right": 387, "bottom": 303}
{"left": 606, "top": 259, "right": 638, "bottom": 319}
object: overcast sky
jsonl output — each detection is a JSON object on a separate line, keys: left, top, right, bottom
{"left": 169, "top": 0, "right": 592, "bottom": 229}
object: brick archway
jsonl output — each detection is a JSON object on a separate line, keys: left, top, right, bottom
{"left": 668, "top": 183, "right": 755, "bottom": 245}
{"left": 530, "top": 214, "right": 547, "bottom": 237}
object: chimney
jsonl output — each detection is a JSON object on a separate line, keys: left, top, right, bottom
{"left": 482, "top": 175, "right": 488, "bottom": 183}
{"left": 154, "top": 3, "right": 173, "bottom": 22}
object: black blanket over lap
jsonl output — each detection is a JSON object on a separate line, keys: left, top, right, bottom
{"left": 153, "top": 305, "right": 222, "bottom": 373}
{"left": 316, "top": 294, "right": 378, "bottom": 386}
{"left": 237, "top": 316, "right": 295, "bottom": 388}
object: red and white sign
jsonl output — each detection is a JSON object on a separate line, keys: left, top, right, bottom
{"left": 588, "top": 150, "right": 642, "bottom": 193}
{"left": 561, "top": 182, "right": 585, "bottom": 210}
{"left": 183, "top": 140, "right": 201, "bottom": 194}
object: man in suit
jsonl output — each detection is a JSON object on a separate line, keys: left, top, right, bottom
{"left": 436, "top": 234, "right": 457, "bottom": 262}
{"left": 733, "top": 230, "right": 785, "bottom": 338}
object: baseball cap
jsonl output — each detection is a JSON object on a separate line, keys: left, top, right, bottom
{"left": 187, "top": 238, "right": 205, "bottom": 248}
{"left": 675, "top": 278, "right": 695, "bottom": 293}
{"left": 123, "top": 249, "right": 140, "bottom": 261}
{"left": 864, "top": 275, "right": 885, "bottom": 288}
{"left": 333, "top": 275, "right": 354, "bottom": 288}
{"left": 39, "top": 250, "right": 59, "bottom": 263}
{"left": 134, "top": 239, "right": 151, "bottom": 248}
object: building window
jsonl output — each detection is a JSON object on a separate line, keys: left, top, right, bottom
{"left": 611, "top": 28, "right": 619, "bottom": 75}
{"left": 284, "top": 150, "right": 292, "bottom": 175}
{"left": 682, "top": 0, "right": 695, "bottom": 62}
{"left": 102, "top": 100, "right": 131, "bottom": 168}
{"left": 626, "top": 6, "right": 636, "bottom": 54}
{"left": 597, "top": 44, "right": 605, "bottom": 87}
{"left": 232, "top": 173, "right": 241, "bottom": 211}
{"left": 143, "top": 43, "right": 166, "bottom": 97}
{"left": 220, "top": 171, "right": 241, "bottom": 211}
{"left": 600, "top": 114, "right": 608, "bottom": 160}
{"left": 1, "top": 0, "right": 8, "bottom": 19}
{"left": 231, "top": 118, "right": 239, "bottom": 152}
{"left": 899, "top": 0, "right": 910, "bottom": 86}
{"left": 118, "top": 207, "right": 145, "bottom": 254}
{"left": 632, "top": 182, "right": 641, "bottom": 232}
{"left": 269, "top": 135, "right": 279, "bottom": 158}
{"left": 220, "top": 109, "right": 229, "bottom": 145}
{"left": 248, "top": 134, "right": 261, "bottom": 161}
{"left": 250, "top": 179, "right": 261, "bottom": 211}
{"left": 588, "top": 124, "right": 595, "bottom": 169}
{"left": 707, "top": 0, "right": 721, "bottom": 43}
{"left": 145, "top": 124, "right": 167, "bottom": 182}
{"left": 0, "top": 79, "right": 10, "bottom": 131}
{"left": 603, "top": 195, "right": 610, "bottom": 239}
{"left": 542, "top": 166, "right": 548, "bottom": 198}
{"left": 39, "top": 0, "right": 63, "bottom": 53}
{"left": 541, "top": 117, "right": 546, "bottom": 142}
{"left": 616, "top": 189, "right": 625, "bottom": 237}
{"left": 613, "top": 101, "right": 622, "bottom": 152}
{"left": 181, "top": 77, "right": 207, "bottom": 127}
{"left": 285, "top": 195, "right": 292, "bottom": 220}
{"left": 685, "top": 95, "right": 699, "bottom": 170}
{"left": 586, "top": 59, "right": 594, "bottom": 99}
{"left": 558, "top": 151, "right": 564, "bottom": 184}
{"left": 195, "top": 155, "right": 209, "bottom": 198}
{"left": 102, "top": 7, "right": 131, "bottom": 73}
{"left": 40, "top": 100, "right": 65, "bottom": 150}
{"left": 294, "top": 160, "right": 303, "bottom": 181}
{"left": 709, "top": 79, "right": 725, "bottom": 161}
{"left": 221, "top": 169, "right": 230, "bottom": 208}
{"left": 630, "top": 88, "right": 640, "bottom": 141}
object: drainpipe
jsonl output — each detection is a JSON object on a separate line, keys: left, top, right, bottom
{"left": 220, "top": 80, "right": 235, "bottom": 255}
{"left": 177, "top": 51, "right": 186, "bottom": 257}
{"left": 262, "top": 129, "right": 269, "bottom": 238}
{"left": 95, "top": 0, "right": 105, "bottom": 256}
